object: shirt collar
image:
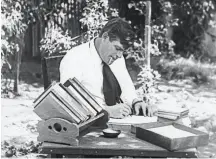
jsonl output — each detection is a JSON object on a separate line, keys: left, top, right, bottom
{"left": 89, "top": 38, "right": 103, "bottom": 65}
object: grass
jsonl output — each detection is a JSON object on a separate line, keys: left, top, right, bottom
{"left": 158, "top": 57, "right": 216, "bottom": 85}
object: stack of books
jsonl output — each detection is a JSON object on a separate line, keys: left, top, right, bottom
{"left": 155, "top": 106, "right": 189, "bottom": 121}
{"left": 33, "top": 77, "right": 103, "bottom": 124}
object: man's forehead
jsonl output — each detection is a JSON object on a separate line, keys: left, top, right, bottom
{"left": 111, "top": 40, "right": 123, "bottom": 47}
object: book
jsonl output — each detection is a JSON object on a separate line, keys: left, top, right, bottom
{"left": 156, "top": 105, "right": 189, "bottom": 120}
{"left": 33, "top": 82, "right": 89, "bottom": 123}
{"left": 65, "top": 84, "right": 98, "bottom": 117}
{"left": 33, "top": 81, "right": 57, "bottom": 108}
{"left": 157, "top": 106, "right": 189, "bottom": 115}
{"left": 64, "top": 79, "right": 98, "bottom": 116}
{"left": 155, "top": 112, "right": 180, "bottom": 120}
{"left": 61, "top": 84, "right": 95, "bottom": 118}
{"left": 64, "top": 78, "right": 103, "bottom": 113}
{"left": 155, "top": 112, "right": 188, "bottom": 120}
{"left": 72, "top": 78, "right": 103, "bottom": 112}
{"left": 33, "top": 91, "right": 81, "bottom": 124}
{"left": 51, "top": 89, "right": 86, "bottom": 122}
{"left": 53, "top": 83, "right": 90, "bottom": 122}
{"left": 50, "top": 92, "right": 81, "bottom": 124}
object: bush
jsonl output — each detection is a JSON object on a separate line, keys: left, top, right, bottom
{"left": 158, "top": 56, "right": 216, "bottom": 84}
{"left": 40, "top": 28, "right": 77, "bottom": 57}
{"left": 171, "top": 0, "right": 216, "bottom": 59}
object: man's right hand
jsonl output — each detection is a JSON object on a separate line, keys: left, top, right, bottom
{"left": 104, "top": 104, "right": 132, "bottom": 119}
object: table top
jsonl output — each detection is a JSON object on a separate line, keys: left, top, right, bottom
{"left": 40, "top": 129, "right": 197, "bottom": 158}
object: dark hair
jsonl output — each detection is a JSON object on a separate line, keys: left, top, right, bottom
{"left": 99, "top": 18, "right": 135, "bottom": 49}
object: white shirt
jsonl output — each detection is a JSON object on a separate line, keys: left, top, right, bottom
{"left": 59, "top": 39, "right": 137, "bottom": 107}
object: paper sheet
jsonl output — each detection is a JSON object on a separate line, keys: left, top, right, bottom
{"left": 149, "top": 125, "right": 196, "bottom": 139}
{"left": 108, "top": 115, "right": 158, "bottom": 125}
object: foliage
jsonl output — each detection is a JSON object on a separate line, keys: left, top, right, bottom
{"left": 136, "top": 66, "right": 161, "bottom": 105}
{"left": 1, "top": 0, "right": 28, "bottom": 69}
{"left": 1, "top": 0, "right": 33, "bottom": 94}
{"left": 80, "top": 0, "right": 118, "bottom": 40}
{"left": 1, "top": 140, "right": 41, "bottom": 157}
{"left": 170, "top": 0, "right": 216, "bottom": 59}
{"left": 158, "top": 56, "right": 216, "bottom": 84}
{"left": 40, "top": 28, "right": 76, "bottom": 57}
{"left": 126, "top": 0, "right": 177, "bottom": 59}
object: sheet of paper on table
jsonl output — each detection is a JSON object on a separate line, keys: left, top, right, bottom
{"left": 148, "top": 125, "right": 197, "bottom": 139}
{"left": 108, "top": 115, "right": 158, "bottom": 125}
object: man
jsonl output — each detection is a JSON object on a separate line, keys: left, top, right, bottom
{"left": 60, "top": 18, "right": 155, "bottom": 119}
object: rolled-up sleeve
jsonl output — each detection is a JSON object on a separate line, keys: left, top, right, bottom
{"left": 110, "top": 57, "right": 138, "bottom": 106}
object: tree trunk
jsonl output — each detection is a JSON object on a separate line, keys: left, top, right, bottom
{"left": 13, "top": 46, "right": 22, "bottom": 94}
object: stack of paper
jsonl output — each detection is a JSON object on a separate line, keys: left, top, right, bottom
{"left": 155, "top": 105, "right": 189, "bottom": 120}
{"left": 109, "top": 115, "right": 158, "bottom": 125}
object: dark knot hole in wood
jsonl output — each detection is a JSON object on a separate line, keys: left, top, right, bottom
{"left": 63, "top": 127, "right": 67, "bottom": 131}
{"left": 48, "top": 126, "right": 52, "bottom": 129}
{"left": 54, "top": 123, "right": 62, "bottom": 132}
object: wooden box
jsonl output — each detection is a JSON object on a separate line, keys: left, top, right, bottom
{"left": 134, "top": 122, "right": 209, "bottom": 151}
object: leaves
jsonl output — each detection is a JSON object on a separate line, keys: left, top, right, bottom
{"left": 1, "top": 0, "right": 28, "bottom": 70}
{"left": 80, "top": 0, "right": 118, "bottom": 40}
{"left": 137, "top": 65, "right": 161, "bottom": 105}
{"left": 40, "top": 28, "right": 77, "bottom": 56}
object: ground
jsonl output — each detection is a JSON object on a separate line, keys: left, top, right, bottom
{"left": 1, "top": 61, "right": 216, "bottom": 158}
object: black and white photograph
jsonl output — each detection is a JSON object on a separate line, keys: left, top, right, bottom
{"left": 1, "top": 0, "right": 216, "bottom": 158}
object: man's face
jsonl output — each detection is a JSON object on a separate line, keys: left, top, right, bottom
{"left": 98, "top": 35, "right": 125, "bottom": 65}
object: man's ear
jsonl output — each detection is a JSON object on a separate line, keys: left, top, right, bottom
{"left": 101, "top": 32, "right": 109, "bottom": 40}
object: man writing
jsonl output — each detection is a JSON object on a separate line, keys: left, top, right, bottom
{"left": 60, "top": 18, "right": 156, "bottom": 119}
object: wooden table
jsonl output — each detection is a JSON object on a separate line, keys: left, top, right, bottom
{"left": 39, "top": 129, "right": 197, "bottom": 158}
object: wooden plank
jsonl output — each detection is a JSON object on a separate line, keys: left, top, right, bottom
{"left": 144, "top": 25, "right": 151, "bottom": 68}
{"left": 41, "top": 55, "right": 65, "bottom": 90}
{"left": 78, "top": 112, "right": 107, "bottom": 132}
{"left": 145, "top": 1, "right": 151, "bottom": 26}
{"left": 41, "top": 57, "right": 51, "bottom": 90}
{"left": 144, "top": 1, "right": 151, "bottom": 68}
{"left": 37, "top": 118, "right": 79, "bottom": 146}
{"left": 39, "top": 129, "right": 197, "bottom": 158}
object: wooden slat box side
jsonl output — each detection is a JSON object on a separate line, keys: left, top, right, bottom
{"left": 135, "top": 122, "right": 209, "bottom": 151}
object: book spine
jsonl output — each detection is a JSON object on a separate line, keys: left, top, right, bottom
{"left": 62, "top": 86, "right": 93, "bottom": 118}
{"left": 59, "top": 83, "right": 91, "bottom": 120}
{"left": 55, "top": 83, "right": 90, "bottom": 121}
{"left": 51, "top": 89, "right": 85, "bottom": 123}
{"left": 67, "top": 85, "right": 97, "bottom": 117}
{"left": 71, "top": 78, "right": 103, "bottom": 113}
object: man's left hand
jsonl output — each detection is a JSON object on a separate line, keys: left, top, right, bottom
{"left": 133, "top": 101, "right": 157, "bottom": 117}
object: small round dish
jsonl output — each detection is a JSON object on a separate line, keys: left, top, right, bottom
{"left": 102, "top": 128, "right": 121, "bottom": 138}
